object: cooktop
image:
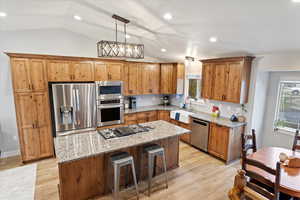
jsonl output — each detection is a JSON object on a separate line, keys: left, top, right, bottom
{"left": 98, "top": 124, "right": 154, "bottom": 140}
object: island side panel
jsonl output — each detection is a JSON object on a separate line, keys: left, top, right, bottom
{"left": 58, "top": 155, "right": 105, "bottom": 200}
{"left": 58, "top": 136, "right": 180, "bottom": 200}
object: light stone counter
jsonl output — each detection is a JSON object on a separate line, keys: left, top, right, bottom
{"left": 54, "top": 120, "right": 190, "bottom": 163}
{"left": 125, "top": 105, "right": 246, "bottom": 128}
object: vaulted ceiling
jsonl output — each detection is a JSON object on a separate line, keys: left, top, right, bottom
{"left": 1, "top": 0, "right": 300, "bottom": 61}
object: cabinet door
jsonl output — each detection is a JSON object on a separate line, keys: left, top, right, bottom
{"left": 136, "top": 112, "right": 148, "bottom": 123}
{"left": 30, "top": 59, "right": 47, "bottom": 92}
{"left": 225, "top": 62, "right": 242, "bottom": 103}
{"left": 107, "top": 63, "right": 122, "bottom": 81}
{"left": 47, "top": 60, "right": 73, "bottom": 82}
{"left": 73, "top": 61, "right": 94, "bottom": 81}
{"left": 34, "top": 92, "right": 53, "bottom": 158}
{"left": 94, "top": 62, "right": 108, "bottom": 81}
{"left": 124, "top": 113, "right": 137, "bottom": 125}
{"left": 11, "top": 58, "right": 31, "bottom": 93}
{"left": 212, "top": 63, "right": 228, "bottom": 101}
{"left": 158, "top": 110, "right": 170, "bottom": 122}
{"left": 142, "top": 64, "right": 160, "bottom": 94}
{"left": 147, "top": 111, "right": 158, "bottom": 121}
{"left": 127, "top": 63, "right": 140, "bottom": 95}
{"left": 15, "top": 93, "right": 40, "bottom": 161}
{"left": 160, "top": 64, "right": 176, "bottom": 94}
{"left": 208, "top": 123, "right": 229, "bottom": 160}
{"left": 201, "top": 63, "right": 214, "bottom": 99}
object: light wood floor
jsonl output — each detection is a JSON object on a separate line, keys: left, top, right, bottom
{"left": 0, "top": 142, "right": 240, "bottom": 200}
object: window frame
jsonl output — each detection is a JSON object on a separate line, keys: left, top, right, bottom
{"left": 274, "top": 81, "right": 300, "bottom": 134}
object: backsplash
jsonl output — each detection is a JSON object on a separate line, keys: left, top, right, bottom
{"left": 126, "top": 95, "right": 165, "bottom": 107}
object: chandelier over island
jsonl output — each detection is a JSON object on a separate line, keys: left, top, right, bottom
{"left": 97, "top": 14, "right": 144, "bottom": 59}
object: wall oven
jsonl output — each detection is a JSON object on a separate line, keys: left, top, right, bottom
{"left": 96, "top": 81, "right": 124, "bottom": 127}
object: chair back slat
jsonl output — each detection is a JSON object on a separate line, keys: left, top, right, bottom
{"left": 244, "top": 158, "right": 281, "bottom": 200}
{"left": 292, "top": 130, "right": 300, "bottom": 151}
{"left": 247, "top": 182, "right": 275, "bottom": 200}
{"left": 241, "top": 129, "right": 257, "bottom": 170}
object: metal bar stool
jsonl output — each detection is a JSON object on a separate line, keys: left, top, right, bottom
{"left": 110, "top": 152, "right": 139, "bottom": 200}
{"left": 142, "top": 144, "right": 168, "bottom": 196}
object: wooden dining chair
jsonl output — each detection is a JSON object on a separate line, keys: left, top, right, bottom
{"left": 242, "top": 129, "right": 257, "bottom": 170}
{"left": 243, "top": 158, "right": 281, "bottom": 200}
{"left": 292, "top": 130, "right": 300, "bottom": 152}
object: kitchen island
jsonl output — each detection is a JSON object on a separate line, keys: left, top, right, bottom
{"left": 54, "top": 120, "right": 190, "bottom": 200}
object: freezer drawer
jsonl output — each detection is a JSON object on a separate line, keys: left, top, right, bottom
{"left": 191, "top": 119, "right": 210, "bottom": 152}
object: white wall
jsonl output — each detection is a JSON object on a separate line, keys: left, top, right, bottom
{"left": 262, "top": 72, "right": 300, "bottom": 148}
{"left": 0, "top": 28, "right": 161, "bottom": 157}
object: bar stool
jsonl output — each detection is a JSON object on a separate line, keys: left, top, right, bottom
{"left": 110, "top": 152, "right": 139, "bottom": 200}
{"left": 142, "top": 144, "right": 168, "bottom": 196}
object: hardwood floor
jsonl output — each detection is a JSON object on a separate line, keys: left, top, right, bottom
{"left": 0, "top": 142, "right": 240, "bottom": 200}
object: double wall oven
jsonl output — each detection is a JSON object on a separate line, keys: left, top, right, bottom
{"left": 96, "top": 81, "right": 124, "bottom": 126}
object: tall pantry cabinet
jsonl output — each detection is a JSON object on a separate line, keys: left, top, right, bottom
{"left": 10, "top": 58, "right": 54, "bottom": 162}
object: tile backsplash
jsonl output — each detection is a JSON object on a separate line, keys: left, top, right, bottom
{"left": 126, "top": 95, "right": 165, "bottom": 107}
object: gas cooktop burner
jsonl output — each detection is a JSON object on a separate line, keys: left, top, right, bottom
{"left": 98, "top": 124, "right": 154, "bottom": 140}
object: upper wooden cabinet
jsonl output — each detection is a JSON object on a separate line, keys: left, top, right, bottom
{"left": 94, "top": 62, "right": 123, "bottom": 81}
{"left": 201, "top": 56, "right": 254, "bottom": 104}
{"left": 72, "top": 61, "right": 94, "bottom": 81}
{"left": 125, "top": 62, "right": 141, "bottom": 95}
{"left": 48, "top": 60, "right": 94, "bottom": 82}
{"left": 160, "top": 63, "right": 177, "bottom": 94}
{"left": 11, "top": 58, "right": 47, "bottom": 92}
{"left": 47, "top": 60, "right": 73, "bottom": 82}
{"left": 141, "top": 63, "right": 160, "bottom": 95}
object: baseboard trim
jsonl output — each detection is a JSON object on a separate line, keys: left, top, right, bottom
{"left": 1, "top": 150, "right": 20, "bottom": 158}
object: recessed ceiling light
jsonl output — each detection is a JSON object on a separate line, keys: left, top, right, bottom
{"left": 161, "top": 48, "right": 167, "bottom": 52}
{"left": 125, "top": 34, "right": 131, "bottom": 39}
{"left": 0, "top": 12, "right": 7, "bottom": 18}
{"left": 163, "top": 13, "right": 172, "bottom": 20}
{"left": 209, "top": 37, "right": 218, "bottom": 43}
{"left": 292, "top": 0, "right": 300, "bottom": 2}
{"left": 73, "top": 15, "right": 82, "bottom": 21}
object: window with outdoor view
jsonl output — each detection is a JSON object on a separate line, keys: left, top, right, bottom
{"left": 274, "top": 81, "right": 300, "bottom": 132}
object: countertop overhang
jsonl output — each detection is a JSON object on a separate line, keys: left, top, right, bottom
{"left": 54, "top": 120, "right": 190, "bottom": 163}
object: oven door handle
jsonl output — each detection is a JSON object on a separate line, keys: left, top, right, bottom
{"left": 98, "top": 104, "right": 123, "bottom": 109}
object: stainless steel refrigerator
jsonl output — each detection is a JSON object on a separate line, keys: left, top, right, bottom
{"left": 51, "top": 83, "right": 96, "bottom": 136}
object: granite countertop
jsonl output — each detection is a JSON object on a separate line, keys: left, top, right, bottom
{"left": 125, "top": 105, "right": 246, "bottom": 128}
{"left": 54, "top": 120, "right": 190, "bottom": 163}
{"left": 124, "top": 105, "right": 179, "bottom": 114}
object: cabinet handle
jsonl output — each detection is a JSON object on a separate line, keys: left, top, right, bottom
{"left": 31, "top": 84, "right": 34, "bottom": 91}
{"left": 32, "top": 123, "right": 35, "bottom": 128}
{"left": 29, "top": 84, "right": 32, "bottom": 90}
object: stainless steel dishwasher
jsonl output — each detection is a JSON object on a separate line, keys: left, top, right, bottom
{"left": 191, "top": 118, "right": 210, "bottom": 152}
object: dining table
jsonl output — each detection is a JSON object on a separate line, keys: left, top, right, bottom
{"left": 247, "top": 147, "right": 300, "bottom": 198}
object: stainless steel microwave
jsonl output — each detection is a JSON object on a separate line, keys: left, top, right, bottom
{"left": 95, "top": 81, "right": 123, "bottom": 100}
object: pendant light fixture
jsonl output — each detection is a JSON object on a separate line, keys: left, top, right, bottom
{"left": 97, "top": 14, "right": 144, "bottom": 59}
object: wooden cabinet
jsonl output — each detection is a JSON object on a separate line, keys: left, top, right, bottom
{"left": 201, "top": 63, "right": 214, "bottom": 99}
{"left": 124, "top": 113, "right": 137, "bottom": 125}
{"left": 170, "top": 119, "right": 192, "bottom": 144}
{"left": 47, "top": 60, "right": 73, "bottom": 82}
{"left": 72, "top": 61, "right": 94, "bottom": 81}
{"left": 11, "top": 58, "right": 47, "bottom": 93}
{"left": 137, "top": 111, "right": 157, "bottom": 123}
{"left": 160, "top": 63, "right": 177, "bottom": 94}
{"left": 201, "top": 57, "right": 254, "bottom": 104}
{"left": 158, "top": 110, "right": 170, "bottom": 122}
{"left": 15, "top": 92, "right": 53, "bottom": 162}
{"left": 94, "top": 62, "right": 123, "bottom": 81}
{"left": 208, "top": 123, "right": 229, "bottom": 161}
{"left": 125, "top": 62, "right": 141, "bottom": 95}
{"left": 141, "top": 63, "right": 160, "bottom": 94}
{"left": 48, "top": 60, "right": 94, "bottom": 82}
